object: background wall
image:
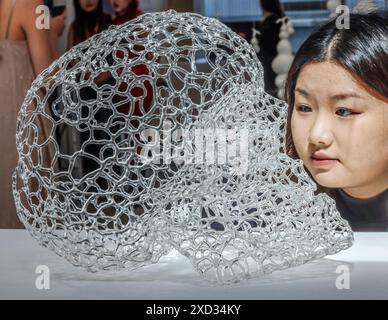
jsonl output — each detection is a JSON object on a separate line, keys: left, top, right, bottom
{"left": 55, "top": 0, "right": 388, "bottom": 56}
{"left": 195, "top": 0, "right": 388, "bottom": 53}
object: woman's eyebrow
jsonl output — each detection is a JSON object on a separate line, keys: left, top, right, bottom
{"left": 295, "top": 88, "right": 364, "bottom": 101}
{"left": 329, "top": 93, "right": 364, "bottom": 101}
{"left": 295, "top": 88, "right": 310, "bottom": 97}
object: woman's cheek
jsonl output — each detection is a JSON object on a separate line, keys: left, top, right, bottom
{"left": 291, "top": 117, "right": 308, "bottom": 160}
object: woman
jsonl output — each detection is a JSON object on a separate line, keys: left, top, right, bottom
{"left": 67, "top": 0, "right": 111, "bottom": 48}
{"left": 109, "top": 0, "right": 153, "bottom": 191}
{"left": 65, "top": 0, "right": 111, "bottom": 181}
{"left": 0, "top": 0, "right": 60, "bottom": 228}
{"left": 257, "top": 0, "right": 284, "bottom": 97}
{"left": 109, "top": 0, "right": 151, "bottom": 118}
{"left": 110, "top": 0, "right": 142, "bottom": 25}
{"left": 285, "top": 12, "right": 388, "bottom": 231}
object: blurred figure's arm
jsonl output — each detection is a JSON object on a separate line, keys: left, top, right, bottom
{"left": 22, "top": 0, "right": 54, "bottom": 76}
{"left": 49, "top": 11, "right": 66, "bottom": 58}
{"left": 67, "top": 23, "right": 75, "bottom": 50}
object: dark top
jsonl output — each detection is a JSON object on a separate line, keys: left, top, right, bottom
{"left": 257, "top": 14, "right": 281, "bottom": 97}
{"left": 72, "top": 13, "right": 112, "bottom": 45}
{"left": 332, "top": 188, "right": 388, "bottom": 232}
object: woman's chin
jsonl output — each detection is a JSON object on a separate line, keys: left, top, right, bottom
{"left": 311, "top": 172, "right": 344, "bottom": 189}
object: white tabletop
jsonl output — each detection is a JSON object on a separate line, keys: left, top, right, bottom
{"left": 1, "top": 230, "right": 388, "bottom": 300}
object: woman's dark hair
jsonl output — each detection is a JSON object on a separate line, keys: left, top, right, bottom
{"left": 260, "top": 0, "right": 284, "bottom": 18}
{"left": 73, "top": 0, "right": 111, "bottom": 45}
{"left": 285, "top": 11, "right": 388, "bottom": 161}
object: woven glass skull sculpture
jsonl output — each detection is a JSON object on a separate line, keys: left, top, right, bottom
{"left": 12, "top": 10, "right": 264, "bottom": 271}
{"left": 149, "top": 83, "right": 353, "bottom": 283}
{"left": 13, "top": 10, "right": 353, "bottom": 281}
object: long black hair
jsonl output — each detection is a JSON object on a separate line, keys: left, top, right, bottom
{"left": 285, "top": 11, "right": 388, "bottom": 161}
{"left": 260, "top": 0, "right": 284, "bottom": 18}
{"left": 73, "top": 0, "right": 111, "bottom": 45}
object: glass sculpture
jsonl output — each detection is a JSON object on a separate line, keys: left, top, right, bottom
{"left": 13, "top": 10, "right": 353, "bottom": 283}
{"left": 150, "top": 83, "right": 353, "bottom": 283}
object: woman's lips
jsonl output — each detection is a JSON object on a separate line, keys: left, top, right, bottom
{"left": 310, "top": 156, "right": 339, "bottom": 167}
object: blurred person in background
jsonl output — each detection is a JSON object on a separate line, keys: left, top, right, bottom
{"left": 109, "top": 0, "right": 152, "bottom": 118}
{"left": 67, "top": 0, "right": 111, "bottom": 48}
{"left": 66, "top": 1, "right": 111, "bottom": 185}
{"left": 0, "top": 0, "right": 64, "bottom": 228}
{"left": 110, "top": 0, "right": 142, "bottom": 25}
{"left": 256, "top": 0, "right": 284, "bottom": 97}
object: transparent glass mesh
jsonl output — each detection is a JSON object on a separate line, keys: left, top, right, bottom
{"left": 12, "top": 10, "right": 353, "bottom": 282}
{"left": 150, "top": 84, "right": 353, "bottom": 284}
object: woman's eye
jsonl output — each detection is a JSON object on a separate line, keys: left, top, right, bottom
{"left": 335, "top": 108, "right": 358, "bottom": 117}
{"left": 296, "top": 105, "right": 312, "bottom": 113}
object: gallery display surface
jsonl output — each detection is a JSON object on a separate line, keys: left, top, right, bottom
{"left": 1, "top": 230, "right": 387, "bottom": 299}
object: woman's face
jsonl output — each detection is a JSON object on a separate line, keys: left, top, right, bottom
{"left": 291, "top": 61, "right": 388, "bottom": 198}
{"left": 79, "top": 0, "right": 99, "bottom": 12}
{"left": 110, "top": 0, "right": 131, "bottom": 14}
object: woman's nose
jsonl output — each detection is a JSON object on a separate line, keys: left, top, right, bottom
{"left": 308, "top": 113, "right": 334, "bottom": 147}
